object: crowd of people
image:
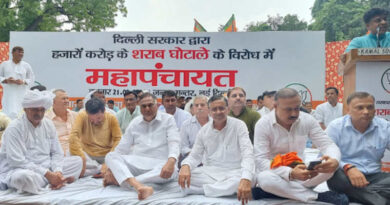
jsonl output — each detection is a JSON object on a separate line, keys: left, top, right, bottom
{"left": 0, "top": 7, "right": 389, "bottom": 205}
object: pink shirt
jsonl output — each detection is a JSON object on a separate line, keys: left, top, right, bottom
{"left": 45, "top": 108, "right": 78, "bottom": 154}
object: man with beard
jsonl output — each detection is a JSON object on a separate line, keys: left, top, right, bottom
{"left": 103, "top": 93, "right": 180, "bottom": 200}
{"left": 228, "top": 87, "right": 260, "bottom": 143}
{"left": 253, "top": 88, "right": 348, "bottom": 205}
{"left": 116, "top": 90, "right": 141, "bottom": 133}
{"left": 69, "top": 98, "right": 122, "bottom": 177}
{"left": 179, "top": 94, "right": 254, "bottom": 204}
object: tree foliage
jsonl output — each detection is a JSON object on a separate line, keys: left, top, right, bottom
{"left": 0, "top": 0, "right": 127, "bottom": 41}
{"left": 310, "top": 0, "right": 370, "bottom": 42}
{"left": 245, "top": 14, "right": 308, "bottom": 32}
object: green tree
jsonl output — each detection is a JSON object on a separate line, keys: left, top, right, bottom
{"left": 370, "top": 0, "right": 390, "bottom": 10}
{"left": 310, "top": 0, "right": 370, "bottom": 42}
{"left": 245, "top": 14, "right": 307, "bottom": 31}
{"left": 0, "top": 0, "right": 127, "bottom": 42}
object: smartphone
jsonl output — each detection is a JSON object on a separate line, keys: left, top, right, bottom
{"left": 307, "top": 160, "right": 322, "bottom": 170}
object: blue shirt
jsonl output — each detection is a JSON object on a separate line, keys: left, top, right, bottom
{"left": 326, "top": 115, "right": 390, "bottom": 174}
{"left": 345, "top": 32, "right": 390, "bottom": 53}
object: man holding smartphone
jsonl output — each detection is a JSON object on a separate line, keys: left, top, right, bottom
{"left": 253, "top": 88, "right": 348, "bottom": 205}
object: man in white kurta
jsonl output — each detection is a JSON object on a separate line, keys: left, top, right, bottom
{"left": 180, "top": 95, "right": 210, "bottom": 157}
{"left": 254, "top": 88, "right": 348, "bottom": 204}
{"left": 0, "top": 90, "right": 82, "bottom": 194}
{"left": 0, "top": 46, "right": 35, "bottom": 119}
{"left": 314, "top": 87, "right": 343, "bottom": 129}
{"left": 161, "top": 90, "right": 191, "bottom": 129}
{"left": 179, "top": 95, "right": 254, "bottom": 205}
{"left": 104, "top": 93, "right": 180, "bottom": 200}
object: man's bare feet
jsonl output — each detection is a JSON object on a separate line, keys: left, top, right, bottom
{"left": 137, "top": 186, "right": 154, "bottom": 200}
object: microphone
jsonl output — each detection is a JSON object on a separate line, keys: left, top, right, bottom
{"left": 377, "top": 26, "right": 381, "bottom": 48}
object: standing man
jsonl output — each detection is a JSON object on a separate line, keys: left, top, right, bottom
{"left": 45, "top": 89, "right": 78, "bottom": 155}
{"left": 315, "top": 87, "right": 343, "bottom": 130}
{"left": 69, "top": 98, "right": 122, "bottom": 177}
{"left": 256, "top": 95, "right": 263, "bottom": 111}
{"left": 116, "top": 90, "right": 141, "bottom": 133}
{"left": 0, "top": 46, "right": 35, "bottom": 119}
{"left": 253, "top": 88, "right": 348, "bottom": 204}
{"left": 0, "top": 90, "right": 82, "bottom": 194}
{"left": 179, "top": 95, "right": 254, "bottom": 204}
{"left": 103, "top": 93, "right": 180, "bottom": 200}
{"left": 228, "top": 87, "right": 260, "bottom": 143}
{"left": 327, "top": 92, "right": 390, "bottom": 204}
{"left": 161, "top": 90, "right": 191, "bottom": 129}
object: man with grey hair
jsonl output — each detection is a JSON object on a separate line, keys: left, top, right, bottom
{"left": 103, "top": 93, "right": 180, "bottom": 200}
{"left": 179, "top": 94, "right": 254, "bottom": 204}
{"left": 253, "top": 88, "right": 348, "bottom": 204}
{"left": 0, "top": 90, "right": 82, "bottom": 194}
{"left": 326, "top": 92, "right": 390, "bottom": 204}
{"left": 180, "top": 95, "right": 210, "bottom": 160}
{"left": 45, "top": 89, "right": 78, "bottom": 154}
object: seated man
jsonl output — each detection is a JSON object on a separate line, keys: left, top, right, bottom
{"left": 254, "top": 88, "right": 348, "bottom": 205}
{"left": 0, "top": 90, "right": 82, "bottom": 194}
{"left": 103, "top": 93, "right": 180, "bottom": 200}
{"left": 228, "top": 87, "right": 260, "bottom": 143}
{"left": 69, "top": 97, "right": 122, "bottom": 177}
{"left": 179, "top": 95, "right": 254, "bottom": 205}
{"left": 116, "top": 90, "right": 141, "bottom": 133}
{"left": 160, "top": 90, "right": 191, "bottom": 129}
{"left": 45, "top": 89, "right": 78, "bottom": 155}
{"left": 327, "top": 92, "right": 390, "bottom": 205}
{"left": 180, "top": 95, "right": 210, "bottom": 162}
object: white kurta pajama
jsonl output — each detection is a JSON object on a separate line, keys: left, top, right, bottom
{"left": 0, "top": 60, "right": 34, "bottom": 119}
{"left": 181, "top": 116, "right": 255, "bottom": 197}
{"left": 0, "top": 115, "right": 82, "bottom": 194}
{"left": 254, "top": 110, "right": 341, "bottom": 202}
{"left": 105, "top": 112, "right": 181, "bottom": 187}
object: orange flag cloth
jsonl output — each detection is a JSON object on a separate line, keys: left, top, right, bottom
{"left": 270, "top": 152, "right": 304, "bottom": 169}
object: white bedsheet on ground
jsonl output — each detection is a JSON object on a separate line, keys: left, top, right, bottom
{"left": 0, "top": 149, "right": 360, "bottom": 204}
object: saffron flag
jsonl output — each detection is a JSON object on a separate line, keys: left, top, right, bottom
{"left": 194, "top": 19, "right": 207, "bottom": 32}
{"left": 223, "top": 14, "right": 237, "bottom": 32}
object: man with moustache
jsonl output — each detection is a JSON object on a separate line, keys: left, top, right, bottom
{"left": 253, "top": 88, "right": 348, "bottom": 205}
{"left": 180, "top": 95, "right": 210, "bottom": 161}
{"left": 228, "top": 87, "right": 260, "bottom": 143}
{"left": 0, "top": 90, "right": 82, "bottom": 194}
{"left": 179, "top": 95, "right": 254, "bottom": 204}
{"left": 326, "top": 92, "right": 390, "bottom": 204}
{"left": 45, "top": 89, "right": 78, "bottom": 155}
{"left": 69, "top": 97, "right": 122, "bottom": 177}
{"left": 160, "top": 90, "right": 191, "bottom": 129}
{"left": 116, "top": 90, "right": 141, "bottom": 133}
{"left": 103, "top": 93, "right": 180, "bottom": 200}
{"left": 0, "top": 46, "right": 35, "bottom": 119}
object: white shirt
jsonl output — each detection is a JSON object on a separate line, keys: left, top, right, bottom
{"left": 254, "top": 110, "right": 341, "bottom": 181}
{"left": 160, "top": 106, "right": 192, "bottom": 129}
{"left": 182, "top": 116, "right": 255, "bottom": 180}
{"left": 111, "top": 111, "right": 180, "bottom": 161}
{"left": 258, "top": 106, "right": 271, "bottom": 117}
{"left": 0, "top": 60, "right": 35, "bottom": 119}
{"left": 314, "top": 102, "right": 343, "bottom": 127}
{"left": 180, "top": 115, "right": 210, "bottom": 155}
{"left": 0, "top": 114, "right": 64, "bottom": 180}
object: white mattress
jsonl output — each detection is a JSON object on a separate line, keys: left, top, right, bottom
{"left": 0, "top": 149, "right": 360, "bottom": 204}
